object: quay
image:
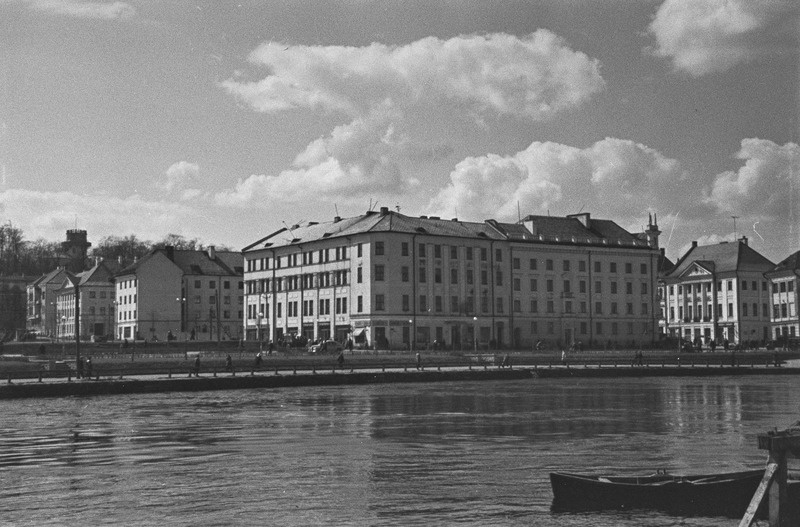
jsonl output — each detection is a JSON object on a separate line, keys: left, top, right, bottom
{"left": 0, "top": 355, "right": 798, "bottom": 399}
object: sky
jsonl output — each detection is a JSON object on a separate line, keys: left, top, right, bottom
{"left": 0, "top": 0, "right": 798, "bottom": 264}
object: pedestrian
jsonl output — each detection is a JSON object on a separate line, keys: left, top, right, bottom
{"left": 416, "top": 352, "right": 421, "bottom": 371}
{"left": 85, "top": 357, "right": 92, "bottom": 379}
{"left": 638, "top": 351, "right": 644, "bottom": 367}
{"left": 76, "top": 356, "right": 84, "bottom": 379}
{"left": 337, "top": 351, "right": 344, "bottom": 367}
{"left": 225, "top": 354, "right": 233, "bottom": 372}
{"left": 254, "top": 351, "right": 263, "bottom": 369}
{"left": 194, "top": 354, "right": 201, "bottom": 376}
{"left": 268, "top": 341, "right": 274, "bottom": 354}
{"left": 561, "top": 349, "right": 567, "bottom": 365}
{"left": 502, "top": 354, "right": 510, "bottom": 368}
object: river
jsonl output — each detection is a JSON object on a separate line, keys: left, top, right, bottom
{"left": 1, "top": 376, "right": 797, "bottom": 526}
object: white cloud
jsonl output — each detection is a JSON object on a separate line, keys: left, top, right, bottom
{"left": 161, "top": 161, "right": 200, "bottom": 193}
{"left": 27, "top": 0, "right": 136, "bottom": 19}
{"left": 429, "top": 138, "right": 698, "bottom": 224}
{"left": 708, "top": 138, "right": 799, "bottom": 217}
{"left": 217, "top": 31, "right": 604, "bottom": 207}
{"left": 222, "top": 30, "right": 604, "bottom": 120}
{"left": 648, "top": 0, "right": 797, "bottom": 76}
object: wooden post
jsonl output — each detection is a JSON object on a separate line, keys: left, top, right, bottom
{"left": 742, "top": 425, "right": 800, "bottom": 526}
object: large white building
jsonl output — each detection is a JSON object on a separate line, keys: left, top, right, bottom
{"left": 766, "top": 250, "right": 800, "bottom": 343}
{"left": 243, "top": 208, "right": 662, "bottom": 350}
{"left": 114, "top": 246, "right": 244, "bottom": 342}
{"left": 661, "top": 237, "right": 774, "bottom": 347}
{"left": 55, "top": 261, "right": 116, "bottom": 341}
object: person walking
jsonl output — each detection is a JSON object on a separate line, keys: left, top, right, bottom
{"left": 225, "top": 354, "right": 233, "bottom": 372}
{"left": 254, "top": 351, "right": 263, "bottom": 370}
{"left": 415, "top": 352, "right": 422, "bottom": 371}
{"left": 194, "top": 354, "right": 201, "bottom": 377}
{"left": 76, "top": 356, "right": 84, "bottom": 379}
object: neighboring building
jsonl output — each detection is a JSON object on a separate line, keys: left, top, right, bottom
{"left": 114, "top": 246, "right": 244, "bottom": 342}
{"left": 242, "top": 208, "right": 662, "bottom": 350}
{"left": 26, "top": 267, "right": 67, "bottom": 338}
{"left": 656, "top": 249, "right": 676, "bottom": 339}
{"left": 765, "top": 250, "right": 800, "bottom": 342}
{"left": 1, "top": 275, "right": 35, "bottom": 340}
{"left": 661, "top": 238, "right": 774, "bottom": 347}
{"left": 55, "top": 261, "right": 116, "bottom": 341}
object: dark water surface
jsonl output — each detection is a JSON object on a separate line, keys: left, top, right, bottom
{"left": 1, "top": 376, "right": 798, "bottom": 526}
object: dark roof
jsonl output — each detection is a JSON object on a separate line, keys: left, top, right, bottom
{"left": 31, "top": 267, "right": 66, "bottom": 288}
{"left": 245, "top": 210, "right": 649, "bottom": 251}
{"left": 666, "top": 240, "right": 774, "bottom": 278}
{"left": 116, "top": 248, "right": 242, "bottom": 277}
{"left": 768, "top": 250, "right": 800, "bottom": 275}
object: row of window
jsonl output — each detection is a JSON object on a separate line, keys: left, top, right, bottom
{"left": 668, "top": 280, "right": 770, "bottom": 296}
{"left": 247, "top": 297, "right": 349, "bottom": 320}
{"left": 669, "top": 302, "right": 771, "bottom": 321}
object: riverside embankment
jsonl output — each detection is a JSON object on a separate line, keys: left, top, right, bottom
{"left": 1, "top": 359, "right": 798, "bottom": 399}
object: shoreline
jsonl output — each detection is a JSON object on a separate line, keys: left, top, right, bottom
{"left": 1, "top": 364, "right": 798, "bottom": 400}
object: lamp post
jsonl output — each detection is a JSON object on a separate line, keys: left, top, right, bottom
{"left": 176, "top": 297, "right": 186, "bottom": 340}
{"left": 61, "top": 315, "right": 66, "bottom": 358}
{"left": 409, "top": 319, "right": 414, "bottom": 353}
{"left": 258, "top": 311, "right": 264, "bottom": 353}
{"left": 473, "top": 316, "right": 478, "bottom": 353}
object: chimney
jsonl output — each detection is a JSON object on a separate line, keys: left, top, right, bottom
{"left": 739, "top": 236, "right": 748, "bottom": 246}
{"left": 207, "top": 245, "right": 216, "bottom": 259}
{"left": 380, "top": 206, "right": 389, "bottom": 215}
{"left": 691, "top": 241, "right": 698, "bottom": 248}
{"left": 333, "top": 216, "right": 342, "bottom": 223}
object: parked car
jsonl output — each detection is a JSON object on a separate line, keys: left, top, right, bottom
{"left": 309, "top": 340, "right": 343, "bottom": 354}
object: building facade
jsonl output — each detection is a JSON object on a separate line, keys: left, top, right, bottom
{"left": 243, "top": 208, "right": 662, "bottom": 350}
{"left": 661, "top": 238, "right": 774, "bottom": 347}
{"left": 26, "top": 268, "right": 67, "bottom": 338}
{"left": 114, "top": 246, "right": 244, "bottom": 342}
{"left": 766, "top": 251, "right": 799, "bottom": 343}
{"left": 55, "top": 262, "right": 116, "bottom": 341}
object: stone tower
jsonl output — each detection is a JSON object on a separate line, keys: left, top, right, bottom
{"left": 61, "top": 229, "right": 91, "bottom": 273}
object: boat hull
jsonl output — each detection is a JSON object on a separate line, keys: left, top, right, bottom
{"left": 550, "top": 470, "right": 765, "bottom": 518}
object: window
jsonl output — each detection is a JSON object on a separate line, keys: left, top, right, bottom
{"left": 564, "top": 301, "right": 572, "bottom": 313}
{"left": 596, "top": 322, "right": 603, "bottom": 335}
{"left": 641, "top": 283, "right": 648, "bottom": 295}
{"left": 742, "top": 280, "right": 748, "bottom": 290}
{"left": 419, "top": 243, "right": 426, "bottom": 257}
{"left": 728, "top": 280, "right": 733, "bottom": 291}
{"left": 513, "top": 299, "right": 521, "bottom": 312}
{"left": 595, "top": 301, "right": 603, "bottom": 314}
{"left": 742, "top": 303, "right": 748, "bottom": 316}
{"left": 450, "top": 246, "right": 457, "bottom": 259}
{"left": 611, "top": 302, "right": 618, "bottom": 314}
{"left": 594, "top": 281, "right": 602, "bottom": 294}
{"left": 89, "top": 291, "right": 96, "bottom": 298}
{"left": 530, "top": 300, "right": 538, "bottom": 313}
{"left": 513, "top": 278, "right": 521, "bottom": 291}
{"left": 513, "top": 257, "right": 520, "bottom": 270}
{"left": 450, "top": 295, "right": 459, "bottom": 312}
{"left": 610, "top": 262, "right": 617, "bottom": 273}
{"left": 610, "top": 281, "right": 617, "bottom": 294}
{"left": 578, "top": 260, "right": 586, "bottom": 272}
{"left": 546, "top": 279, "right": 553, "bottom": 292}
{"left": 728, "top": 303, "right": 734, "bottom": 317}
{"left": 627, "top": 302, "right": 634, "bottom": 315}
{"left": 401, "top": 266, "right": 409, "bottom": 282}
{"left": 402, "top": 295, "right": 410, "bottom": 312}
{"left": 546, "top": 300, "right": 554, "bottom": 313}
{"left": 195, "top": 280, "right": 201, "bottom": 288}
{"left": 357, "top": 267, "right": 363, "bottom": 283}
{"left": 435, "top": 295, "right": 443, "bottom": 312}
{"left": 495, "top": 249, "right": 503, "bottom": 262}
{"left": 625, "top": 262, "right": 633, "bottom": 274}
{"left": 641, "top": 303, "right": 648, "bottom": 315}
{"left": 529, "top": 258, "right": 537, "bottom": 270}
{"left": 434, "top": 267, "right": 442, "bottom": 283}
{"left": 375, "top": 265, "right": 385, "bottom": 281}
{"left": 466, "top": 269, "right": 474, "bottom": 285}
{"left": 530, "top": 279, "right": 538, "bottom": 292}
{"left": 563, "top": 260, "right": 570, "bottom": 272}
{"left": 546, "top": 259, "right": 554, "bottom": 271}
{"left": 579, "top": 280, "right": 586, "bottom": 293}
{"left": 419, "top": 267, "right": 427, "bottom": 283}
{"left": 640, "top": 263, "right": 647, "bottom": 274}
{"left": 434, "top": 245, "right": 442, "bottom": 258}
{"left": 594, "top": 261, "right": 601, "bottom": 273}
{"left": 626, "top": 282, "right": 633, "bottom": 295}
{"left": 373, "top": 241, "right": 384, "bottom": 256}
{"left": 450, "top": 268, "right": 458, "bottom": 284}
{"left": 466, "top": 247, "right": 473, "bottom": 260}
{"left": 357, "top": 243, "right": 363, "bottom": 257}
{"left": 419, "top": 295, "right": 427, "bottom": 312}
{"left": 481, "top": 270, "right": 488, "bottom": 285}
{"left": 375, "top": 294, "right": 385, "bottom": 311}
{"left": 496, "top": 297, "right": 504, "bottom": 313}
{"left": 481, "top": 248, "right": 487, "bottom": 261}
{"left": 495, "top": 270, "right": 503, "bottom": 286}
{"left": 401, "top": 242, "right": 409, "bottom": 256}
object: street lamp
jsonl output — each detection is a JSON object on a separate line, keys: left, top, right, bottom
{"left": 473, "top": 316, "right": 478, "bottom": 353}
{"left": 258, "top": 311, "right": 264, "bottom": 353}
{"left": 176, "top": 297, "right": 186, "bottom": 339}
{"left": 409, "top": 319, "right": 413, "bottom": 353}
{"left": 61, "top": 315, "right": 66, "bottom": 358}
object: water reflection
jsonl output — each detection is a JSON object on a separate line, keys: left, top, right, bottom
{"left": 0, "top": 377, "right": 798, "bottom": 526}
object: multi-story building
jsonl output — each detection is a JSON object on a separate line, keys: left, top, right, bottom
{"left": 26, "top": 267, "right": 67, "bottom": 338}
{"left": 661, "top": 238, "right": 774, "bottom": 347}
{"left": 55, "top": 261, "right": 116, "bottom": 341}
{"left": 766, "top": 250, "right": 799, "bottom": 342}
{"left": 243, "top": 208, "right": 662, "bottom": 350}
{"left": 114, "top": 246, "right": 244, "bottom": 342}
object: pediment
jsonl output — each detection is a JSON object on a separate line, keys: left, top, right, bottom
{"left": 678, "top": 261, "right": 714, "bottom": 279}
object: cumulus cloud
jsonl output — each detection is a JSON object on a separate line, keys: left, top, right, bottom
{"left": 429, "top": 137, "right": 701, "bottom": 224}
{"left": 26, "top": 0, "right": 136, "bottom": 19}
{"left": 222, "top": 30, "right": 604, "bottom": 119}
{"left": 161, "top": 161, "right": 200, "bottom": 193}
{"left": 217, "top": 30, "right": 604, "bottom": 207}
{"left": 708, "top": 139, "right": 799, "bottom": 217}
{"left": 0, "top": 189, "right": 199, "bottom": 242}
{"left": 648, "top": 0, "right": 797, "bottom": 76}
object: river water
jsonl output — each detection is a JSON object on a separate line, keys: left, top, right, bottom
{"left": 1, "top": 376, "right": 797, "bottom": 526}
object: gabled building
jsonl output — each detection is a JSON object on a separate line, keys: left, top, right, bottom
{"left": 55, "top": 261, "right": 116, "bottom": 341}
{"left": 243, "top": 208, "right": 662, "bottom": 350}
{"left": 662, "top": 237, "right": 774, "bottom": 347}
{"left": 26, "top": 267, "right": 67, "bottom": 338}
{"left": 114, "top": 246, "right": 244, "bottom": 342}
{"left": 766, "top": 250, "right": 800, "bottom": 342}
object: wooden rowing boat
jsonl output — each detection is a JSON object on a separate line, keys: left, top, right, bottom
{"left": 550, "top": 469, "right": 765, "bottom": 518}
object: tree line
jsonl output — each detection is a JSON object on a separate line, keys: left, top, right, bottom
{"left": 0, "top": 222, "right": 230, "bottom": 277}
